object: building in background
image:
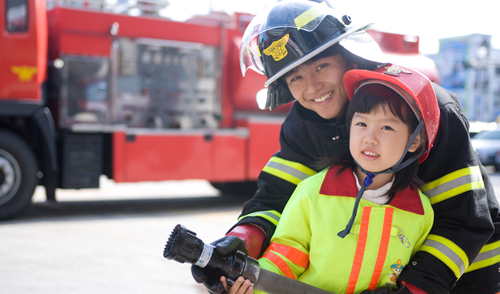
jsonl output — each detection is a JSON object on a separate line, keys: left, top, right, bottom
{"left": 434, "top": 34, "right": 500, "bottom": 124}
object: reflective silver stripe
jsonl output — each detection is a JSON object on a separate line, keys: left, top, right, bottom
{"left": 423, "top": 171, "right": 483, "bottom": 199}
{"left": 472, "top": 245, "right": 500, "bottom": 263}
{"left": 248, "top": 211, "right": 281, "bottom": 223}
{"left": 466, "top": 241, "right": 500, "bottom": 272}
{"left": 424, "top": 239, "right": 467, "bottom": 276}
{"left": 267, "top": 160, "right": 311, "bottom": 182}
{"left": 239, "top": 211, "right": 281, "bottom": 226}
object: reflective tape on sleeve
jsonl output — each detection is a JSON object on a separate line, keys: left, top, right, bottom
{"left": 265, "top": 242, "right": 309, "bottom": 269}
{"left": 261, "top": 251, "right": 297, "bottom": 279}
{"left": 262, "top": 157, "right": 317, "bottom": 185}
{"left": 465, "top": 240, "right": 500, "bottom": 273}
{"left": 419, "top": 234, "right": 469, "bottom": 278}
{"left": 420, "top": 166, "right": 484, "bottom": 205}
{"left": 238, "top": 210, "right": 281, "bottom": 226}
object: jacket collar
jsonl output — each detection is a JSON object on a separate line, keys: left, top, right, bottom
{"left": 319, "top": 166, "right": 425, "bottom": 215}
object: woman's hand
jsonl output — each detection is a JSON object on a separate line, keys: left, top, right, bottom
{"left": 221, "top": 276, "right": 254, "bottom": 294}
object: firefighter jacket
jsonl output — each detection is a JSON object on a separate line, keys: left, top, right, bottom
{"left": 255, "top": 166, "right": 434, "bottom": 294}
{"left": 234, "top": 83, "right": 500, "bottom": 293}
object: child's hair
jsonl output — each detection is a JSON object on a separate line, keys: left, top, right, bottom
{"left": 330, "top": 83, "right": 426, "bottom": 198}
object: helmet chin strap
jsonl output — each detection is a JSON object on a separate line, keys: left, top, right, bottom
{"left": 337, "top": 120, "right": 425, "bottom": 238}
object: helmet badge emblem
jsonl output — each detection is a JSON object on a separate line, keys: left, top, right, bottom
{"left": 263, "top": 34, "right": 290, "bottom": 61}
{"left": 384, "top": 66, "right": 412, "bottom": 77}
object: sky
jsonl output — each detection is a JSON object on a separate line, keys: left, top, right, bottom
{"left": 164, "top": 0, "right": 499, "bottom": 55}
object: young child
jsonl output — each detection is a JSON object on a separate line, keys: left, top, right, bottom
{"left": 222, "top": 65, "right": 440, "bottom": 294}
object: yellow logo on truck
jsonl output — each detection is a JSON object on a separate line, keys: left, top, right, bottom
{"left": 11, "top": 66, "right": 38, "bottom": 82}
{"left": 263, "top": 34, "right": 290, "bottom": 61}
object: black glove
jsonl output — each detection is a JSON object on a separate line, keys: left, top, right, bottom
{"left": 191, "top": 235, "right": 247, "bottom": 294}
{"left": 360, "top": 284, "right": 411, "bottom": 294}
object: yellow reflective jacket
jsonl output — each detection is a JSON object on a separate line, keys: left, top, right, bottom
{"left": 256, "top": 166, "right": 434, "bottom": 294}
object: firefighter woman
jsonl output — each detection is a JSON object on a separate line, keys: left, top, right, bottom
{"left": 192, "top": 1, "right": 500, "bottom": 293}
{"left": 225, "top": 64, "right": 438, "bottom": 294}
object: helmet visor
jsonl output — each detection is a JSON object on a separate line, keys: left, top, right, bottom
{"left": 239, "top": 0, "right": 343, "bottom": 77}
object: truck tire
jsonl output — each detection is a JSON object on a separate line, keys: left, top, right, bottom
{"left": 0, "top": 129, "right": 38, "bottom": 220}
{"left": 210, "top": 181, "right": 258, "bottom": 196}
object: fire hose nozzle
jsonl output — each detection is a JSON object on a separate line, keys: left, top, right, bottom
{"left": 163, "top": 224, "right": 333, "bottom": 294}
{"left": 164, "top": 224, "right": 204, "bottom": 264}
{"left": 164, "top": 224, "right": 256, "bottom": 284}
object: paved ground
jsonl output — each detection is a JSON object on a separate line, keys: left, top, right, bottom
{"left": 1, "top": 180, "right": 249, "bottom": 294}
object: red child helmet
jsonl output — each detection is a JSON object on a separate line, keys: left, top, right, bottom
{"left": 343, "top": 64, "right": 440, "bottom": 163}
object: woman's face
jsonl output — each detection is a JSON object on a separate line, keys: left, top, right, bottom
{"left": 285, "top": 54, "right": 352, "bottom": 119}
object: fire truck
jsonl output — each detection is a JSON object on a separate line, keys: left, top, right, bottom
{"left": 0, "top": 0, "right": 439, "bottom": 219}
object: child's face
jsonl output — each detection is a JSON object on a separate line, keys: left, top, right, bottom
{"left": 349, "top": 104, "right": 420, "bottom": 173}
{"left": 284, "top": 54, "right": 351, "bottom": 120}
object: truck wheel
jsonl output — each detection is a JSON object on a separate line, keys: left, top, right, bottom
{"left": 210, "top": 181, "right": 258, "bottom": 196}
{"left": 0, "top": 130, "right": 38, "bottom": 220}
